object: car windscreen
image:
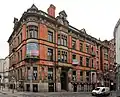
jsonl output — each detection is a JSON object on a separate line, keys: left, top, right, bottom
{"left": 94, "top": 88, "right": 100, "bottom": 90}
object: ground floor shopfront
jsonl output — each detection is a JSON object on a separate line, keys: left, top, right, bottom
{"left": 9, "top": 62, "right": 97, "bottom": 92}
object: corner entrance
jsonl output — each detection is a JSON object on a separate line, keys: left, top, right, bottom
{"left": 60, "top": 68, "right": 68, "bottom": 91}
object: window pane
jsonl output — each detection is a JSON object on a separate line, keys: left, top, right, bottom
{"left": 27, "top": 26, "right": 38, "bottom": 38}
{"left": 80, "top": 43, "right": 83, "bottom": 51}
{"left": 72, "top": 40, "right": 76, "bottom": 49}
{"left": 80, "top": 56, "right": 83, "bottom": 66}
{"left": 48, "top": 48, "right": 53, "bottom": 61}
{"left": 58, "top": 37, "right": 60, "bottom": 44}
{"left": 61, "top": 54, "right": 64, "bottom": 62}
{"left": 64, "top": 39, "right": 67, "bottom": 46}
{"left": 33, "top": 67, "right": 37, "bottom": 80}
{"left": 86, "top": 58, "right": 89, "bottom": 67}
{"left": 72, "top": 55, "right": 76, "bottom": 59}
{"left": 48, "top": 68, "right": 53, "bottom": 81}
{"left": 64, "top": 54, "right": 67, "bottom": 62}
{"left": 61, "top": 38, "right": 63, "bottom": 45}
{"left": 48, "top": 31, "right": 53, "bottom": 42}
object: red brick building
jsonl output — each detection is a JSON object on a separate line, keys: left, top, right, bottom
{"left": 8, "top": 4, "right": 115, "bottom": 92}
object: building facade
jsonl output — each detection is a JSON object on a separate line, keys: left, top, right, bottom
{"left": 108, "top": 39, "right": 116, "bottom": 90}
{"left": 8, "top": 4, "right": 114, "bottom": 92}
{"left": 4, "top": 56, "right": 9, "bottom": 88}
{"left": 114, "top": 18, "right": 120, "bottom": 96}
{"left": 0, "top": 59, "right": 5, "bottom": 85}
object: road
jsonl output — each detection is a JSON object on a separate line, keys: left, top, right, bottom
{"left": 19, "top": 92, "right": 116, "bottom": 97}
{"left": 0, "top": 92, "right": 116, "bottom": 97}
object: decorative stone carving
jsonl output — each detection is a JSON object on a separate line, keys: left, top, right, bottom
{"left": 40, "top": 66, "right": 48, "bottom": 82}
{"left": 57, "top": 10, "right": 69, "bottom": 26}
{"left": 57, "top": 68, "right": 61, "bottom": 82}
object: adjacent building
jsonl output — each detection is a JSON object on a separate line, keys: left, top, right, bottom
{"left": 8, "top": 4, "right": 115, "bottom": 92}
{"left": 4, "top": 56, "right": 9, "bottom": 88}
{"left": 0, "top": 59, "right": 5, "bottom": 85}
{"left": 114, "top": 18, "right": 120, "bottom": 96}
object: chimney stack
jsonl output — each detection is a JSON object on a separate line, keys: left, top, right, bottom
{"left": 47, "top": 4, "right": 56, "bottom": 17}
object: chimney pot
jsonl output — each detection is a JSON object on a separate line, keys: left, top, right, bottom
{"left": 47, "top": 4, "right": 56, "bottom": 17}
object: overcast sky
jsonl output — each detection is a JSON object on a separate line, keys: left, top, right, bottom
{"left": 0, "top": 0, "right": 120, "bottom": 58}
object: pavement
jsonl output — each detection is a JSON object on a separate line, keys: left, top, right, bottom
{"left": 0, "top": 88, "right": 117, "bottom": 97}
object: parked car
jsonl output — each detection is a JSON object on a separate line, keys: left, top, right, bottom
{"left": 91, "top": 87, "right": 110, "bottom": 96}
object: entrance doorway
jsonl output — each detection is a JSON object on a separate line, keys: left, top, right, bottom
{"left": 61, "top": 68, "right": 68, "bottom": 91}
{"left": 26, "top": 84, "right": 30, "bottom": 91}
{"left": 33, "top": 84, "right": 38, "bottom": 92}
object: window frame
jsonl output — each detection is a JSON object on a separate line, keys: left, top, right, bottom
{"left": 47, "top": 48, "right": 53, "bottom": 61}
{"left": 80, "top": 56, "right": 83, "bottom": 66}
{"left": 72, "top": 40, "right": 76, "bottom": 49}
{"left": 80, "top": 43, "right": 83, "bottom": 51}
{"left": 27, "top": 25, "right": 38, "bottom": 39}
{"left": 86, "top": 57, "right": 89, "bottom": 67}
{"left": 48, "top": 30, "right": 53, "bottom": 42}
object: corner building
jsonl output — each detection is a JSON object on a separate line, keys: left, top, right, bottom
{"left": 8, "top": 4, "right": 109, "bottom": 92}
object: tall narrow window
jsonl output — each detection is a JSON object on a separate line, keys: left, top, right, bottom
{"left": 86, "top": 45, "right": 89, "bottom": 53}
{"left": 64, "top": 52, "right": 67, "bottom": 62}
{"left": 48, "top": 31, "right": 53, "bottom": 42}
{"left": 48, "top": 48, "right": 53, "bottom": 61}
{"left": 18, "top": 52, "right": 19, "bottom": 61}
{"left": 86, "top": 58, "right": 89, "bottom": 67}
{"left": 64, "top": 36, "right": 67, "bottom": 46}
{"left": 58, "top": 34, "right": 60, "bottom": 44}
{"left": 33, "top": 67, "right": 37, "bottom": 80}
{"left": 20, "top": 68, "right": 22, "bottom": 79}
{"left": 80, "top": 71, "right": 83, "bottom": 76}
{"left": 92, "top": 59, "right": 94, "bottom": 68}
{"left": 48, "top": 68, "right": 53, "bottom": 81}
{"left": 18, "top": 69, "right": 19, "bottom": 80}
{"left": 80, "top": 71, "right": 83, "bottom": 81}
{"left": 92, "top": 47, "right": 93, "bottom": 52}
{"left": 86, "top": 71, "right": 89, "bottom": 76}
{"left": 19, "top": 32, "right": 22, "bottom": 43}
{"left": 80, "top": 56, "right": 83, "bottom": 66}
{"left": 20, "top": 50, "right": 22, "bottom": 61}
{"left": 61, "top": 35, "right": 64, "bottom": 45}
{"left": 27, "top": 67, "right": 31, "bottom": 80}
{"left": 58, "top": 50, "right": 60, "bottom": 62}
{"left": 72, "top": 40, "right": 76, "bottom": 49}
{"left": 72, "top": 71, "right": 76, "bottom": 81}
{"left": 80, "top": 43, "right": 83, "bottom": 51}
{"left": 61, "top": 51, "right": 64, "bottom": 62}
{"left": 86, "top": 71, "right": 89, "bottom": 81}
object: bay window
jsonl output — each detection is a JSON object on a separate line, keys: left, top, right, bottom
{"left": 27, "top": 25, "right": 38, "bottom": 38}
{"left": 58, "top": 34, "right": 67, "bottom": 46}
{"left": 57, "top": 50, "right": 67, "bottom": 62}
